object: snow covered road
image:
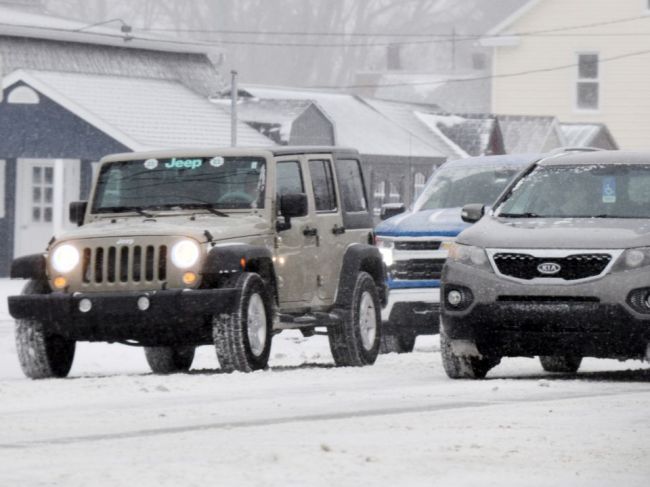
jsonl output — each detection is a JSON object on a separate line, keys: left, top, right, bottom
{"left": 1, "top": 279, "right": 649, "bottom": 486}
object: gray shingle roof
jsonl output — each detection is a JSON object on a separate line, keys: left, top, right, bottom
{"left": 7, "top": 70, "right": 274, "bottom": 150}
{"left": 242, "top": 85, "right": 446, "bottom": 158}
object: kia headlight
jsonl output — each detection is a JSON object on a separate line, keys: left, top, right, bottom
{"left": 447, "top": 243, "right": 492, "bottom": 272}
{"left": 51, "top": 244, "right": 80, "bottom": 274}
{"left": 375, "top": 237, "right": 395, "bottom": 267}
{"left": 614, "top": 247, "right": 650, "bottom": 271}
{"left": 171, "top": 240, "right": 200, "bottom": 269}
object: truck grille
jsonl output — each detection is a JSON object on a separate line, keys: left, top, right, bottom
{"left": 493, "top": 253, "right": 612, "bottom": 281}
{"left": 394, "top": 241, "right": 442, "bottom": 251}
{"left": 82, "top": 245, "right": 168, "bottom": 285}
{"left": 391, "top": 259, "right": 446, "bottom": 281}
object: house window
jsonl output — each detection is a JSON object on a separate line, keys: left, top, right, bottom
{"left": 414, "top": 172, "right": 426, "bottom": 198}
{"left": 0, "top": 160, "right": 5, "bottom": 218}
{"left": 577, "top": 53, "right": 599, "bottom": 110}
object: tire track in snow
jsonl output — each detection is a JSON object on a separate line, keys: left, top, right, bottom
{"left": 1, "top": 389, "right": 648, "bottom": 449}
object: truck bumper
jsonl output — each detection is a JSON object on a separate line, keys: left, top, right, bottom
{"left": 8, "top": 288, "right": 239, "bottom": 346}
{"left": 382, "top": 288, "right": 440, "bottom": 335}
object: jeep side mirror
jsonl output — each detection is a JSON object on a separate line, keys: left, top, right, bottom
{"left": 461, "top": 203, "right": 485, "bottom": 223}
{"left": 69, "top": 201, "right": 88, "bottom": 226}
{"left": 277, "top": 193, "right": 308, "bottom": 231}
{"left": 380, "top": 203, "right": 405, "bottom": 221}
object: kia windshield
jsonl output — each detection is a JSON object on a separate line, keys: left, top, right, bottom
{"left": 497, "top": 164, "right": 650, "bottom": 218}
{"left": 413, "top": 164, "right": 520, "bottom": 212}
{"left": 92, "top": 156, "right": 266, "bottom": 213}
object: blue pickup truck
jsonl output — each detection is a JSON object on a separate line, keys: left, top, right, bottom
{"left": 375, "top": 154, "right": 540, "bottom": 353}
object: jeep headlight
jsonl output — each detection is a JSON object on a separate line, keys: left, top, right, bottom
{"left": 375, "top": 237, "right": 395, "bottom": 267}
{"left": 447, "top": 243, "right": 492, "bottom": 272}
{"left": 51, "top": 244, "right": 80, "bottom": 274}
{"left": 171, "top": 240, "right": 200, "bottom": 269}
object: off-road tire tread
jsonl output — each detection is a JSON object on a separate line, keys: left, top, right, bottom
{"left": 213, "top": 273, "right": 272, "bottom": 373}
{"left": 328, "top": 272, "right": 381, "bottom": 367}
{"left": 15, "top": 280, "right": 75, "bottom": 379}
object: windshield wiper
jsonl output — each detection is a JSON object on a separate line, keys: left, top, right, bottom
{"left": 179, "top": 203, "right": 230, "bottom": 218}
{"left": 99, "top": 206, "right": 155, "bottom": 218}
{"left": 498, "top": 212, "right": 540, "bottom": 218}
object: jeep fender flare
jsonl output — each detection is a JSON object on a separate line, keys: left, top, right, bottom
{"left": 203, "top": 245, "right": 278, "bottom": 304}
{"left": 10, "top": 254, "right": 47, "bottom": 281}
{"left": 334, "top": 244, "right": 387, "bottom": 309}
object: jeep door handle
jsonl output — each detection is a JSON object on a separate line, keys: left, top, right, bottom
{"left": 332, "top": 225, "right": 346, "bottom": 235}
{"left": 303, "top": 227, "right": 318, "bottom": 237}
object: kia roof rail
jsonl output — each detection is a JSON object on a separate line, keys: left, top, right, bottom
{"left": 549, "top": 146, "right": 605, "bottom": 155}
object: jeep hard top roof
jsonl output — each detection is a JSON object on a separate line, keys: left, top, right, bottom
{"left": 539, "top": 150, "right": 650, "bottom": 166}
{"left": 100, "top": 146, "right": 360, "bottom": 164}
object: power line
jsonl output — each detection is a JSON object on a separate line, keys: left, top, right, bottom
{"left": 134, "top": 13, "right": 647, "bottom": 39}
{"left": 311, "top": 48, "right": 650, "bottom": 90}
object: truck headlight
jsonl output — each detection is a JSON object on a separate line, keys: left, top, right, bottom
{"left": 51, "top": 244, "right": 80, "bottom": 273}
{"left": 376, "top": 237, "right": 395, "bottom": 267}
{"left": 447, "top": 243, "right": 492, "bottom": 272}
{"left": 171, "top": 240, "right": 200, "bottom": 269}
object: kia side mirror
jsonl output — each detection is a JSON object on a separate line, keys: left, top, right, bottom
{"left": 461, "top": 203, "right": 485, "bottom": 223}
{"left": 380, "top": 203, "right": 405, "bottom": 221}
{"left": 277, "top": 193, "right": 308, "bottom": 231}
{"left": 69, "top": 201, "right": 88, "bottom": 226}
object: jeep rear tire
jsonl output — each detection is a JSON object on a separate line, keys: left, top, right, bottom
{"left": 328, "top": 272, "right": 381, "bottom": 367}
{"left": 15, "top": 280, "right": 76, "bottom": 379}
{"left": 539, "top": 355, "right": 582, "bottom": 373}
{"left": 213, "top": 273, "right": 273, "bottom": 373}
{"left": 144, "top": 346, "right": 195, "bottom": 374}
{"left": 440, "top": 328, "right": 498, "bottom": 380}
{"left": 380, "top": 332, "right": 416, "bottom": 354}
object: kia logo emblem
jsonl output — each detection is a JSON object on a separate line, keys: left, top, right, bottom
{"left": 537, "top": 262, "right": 561, "bottom": 275}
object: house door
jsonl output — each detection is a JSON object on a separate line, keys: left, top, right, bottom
{"left": 14, "top": 159, "right": 80, "bottom": 258}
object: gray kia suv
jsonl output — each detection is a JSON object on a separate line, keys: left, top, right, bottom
{"left": 440, "top": 150, "right": 650, "bottom": 378}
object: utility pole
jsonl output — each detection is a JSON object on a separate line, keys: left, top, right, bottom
{"left": 451, "top": 26, "right": 456, "bottom": 73}
{"left": 230, "top": 70, "right": 238, "bottom": 147}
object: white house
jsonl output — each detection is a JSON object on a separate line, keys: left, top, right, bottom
{"left": 482, "top": 0, "right": 650, "bottom": 150}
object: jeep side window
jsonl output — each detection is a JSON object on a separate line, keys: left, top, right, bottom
{"left": 276, "top": 161, "right": 304, "bottom": 213}
{"left": 335, "top": 159, "right": 368, "bottom": 212}
{"left": 309, "top": 159, "right": 337, "bottom": 212}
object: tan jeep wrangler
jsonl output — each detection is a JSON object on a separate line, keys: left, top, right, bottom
{"left": 8, "top": 147, "right": 386, "bottom": 378}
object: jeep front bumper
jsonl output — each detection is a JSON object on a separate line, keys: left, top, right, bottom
{"left": 441, "top": 261, "right": 650, "bottom": 358}
{"left": 8, "top": 288, "right": 239, "bottom": 346}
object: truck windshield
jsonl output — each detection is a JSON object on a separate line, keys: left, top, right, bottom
{"left": 92, "top": 156, "right": 266, "bottom": 213}
{"left": 413, "top": 164, "right": 519, "bottom": 212}
{"left": 497, "top": 164, "right": 650, "bottom": 218}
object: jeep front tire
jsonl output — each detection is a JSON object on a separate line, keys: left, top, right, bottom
{"left": 328, "top": 272, "right": 381, "bottom": 367}
{"left": 15, "top": 280, "right": 76, "bottom": 379}
{"left": 213, "top": 273, "right": 273, "bottom": 373}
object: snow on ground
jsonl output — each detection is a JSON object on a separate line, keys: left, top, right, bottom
{"left": 1, "top": 278, "right": 649, "bottom": 486}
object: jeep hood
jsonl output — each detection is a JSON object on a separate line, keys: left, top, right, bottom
{"left": 458, "top": 216, "right": 650, "bottom": 249}
{"left": 54, "top": 214, "right": 271, "bottom": 245}
{"left": 375, "top": 208, "right": 469, "bottom": 238}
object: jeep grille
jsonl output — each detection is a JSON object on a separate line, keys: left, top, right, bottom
{"left": 81, "top": 244, "right": 168, "bottom": 287}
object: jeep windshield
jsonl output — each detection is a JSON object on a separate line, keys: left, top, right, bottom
{"left": 413, "top": 164, "right": 520, "bottom": 212}
{"left": 497, "top": 164, "right": 650, "bottom": 218}
{"left": 92, "top": 156, "right": 266, "bottom": 214}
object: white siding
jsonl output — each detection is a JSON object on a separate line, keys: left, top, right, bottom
{"left": 491, "top": 0, "right": 650, "bottom": 149}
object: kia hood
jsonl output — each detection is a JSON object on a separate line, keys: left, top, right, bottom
{"left": 375, "top": 208, "right": 469, "bottom": 237}
{"left": 459, "top": 216, "right": 650, "bottom": 249}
